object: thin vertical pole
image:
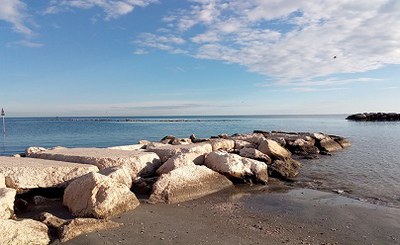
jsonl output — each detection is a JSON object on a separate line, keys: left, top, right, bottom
{"left": 1, "top": 108, "right": 5, "bottom": 153}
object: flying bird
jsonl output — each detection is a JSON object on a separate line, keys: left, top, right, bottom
{"left": 333, "top": 56, "right": 337, "bottom": 59}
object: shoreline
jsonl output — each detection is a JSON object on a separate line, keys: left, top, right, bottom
{"left": 54, "top": 185, "right": 399, "bottom": 245}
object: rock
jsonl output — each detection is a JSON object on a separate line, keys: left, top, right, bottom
{"left": 346, "top": 112, "right": 400, "bottom": 121}
{"left": 107, "top": 144, "right": 145, "bottom": 150}
{"left": 26, "top": 147, "right": 161, "bottom": 177}
{"left": 189, "top": 134, "right": 208, "bottom": 143}
{"left": 148, "top": 165, "right": 233, "bottom": 204}
{"left": 0, "top": 188, "right": 16, "bottom": 219}
{"left": 209, "top": 139, "right": 235, "bottom": 151}
{"left": 287, "top": 138, "right": 320, "bottom": 156}
{"left": 0, "top": 156, "right": 98, "bottom": 190}
{"left": 63, "top": 172, "right": 140, "bottom": 218}
{"left": 318, "top": 138, "right": 343, "bottom": 152}
{"left": 156, "top": 153, "right": 205, "bottom": 175}
{"left": 99, "top": 166, "right": 132, "bottom": 188}
{"left": 258, "top": 139, "right": 292, "bottom": 160}
{"left": 205, "top": 151, "right": 268, "bottom": 184}
{"left": 171, "top": 138, "right": 192, "bottom": 145}
{"left": 330, "top": 135, "right": 351, "bottom": 148}
{"left": 270, "top": 159, "right": 301, "bottom": 178}
{"left": 132, "top": 177, "right": 159, "bottom": 195}
{"left": 147, "top": 143, "right": 212, "bottom": 162}
{"left": 234, "top": 140, "right": 257, "bottom": 149}
{"left": 138, "top": 140, "right": 151, "bottom": 145}
{"left": 25, "top": 146, "right": 47, "bottom": 155}
{"left": 0, "top": 219, "right": 50, "bottom": 245}
{"left": 40, "top": 212, "right": 121, "bottom": 242}
{"left": 160, "top": 135, "right": 177, "bottom": 144}
{"left": 0, "top": 173, "right": 5, "bottom": 188}
{"left": 239, "top": 148, "right": 271, "bottom": 164}
{"left": 33, "top": 195, "right": 60, "bottom": 205}
{"left": 231, "top": 133, "right": 266, "bottom": 145}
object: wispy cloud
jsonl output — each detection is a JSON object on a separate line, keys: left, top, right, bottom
{"left": 45, "top": 0, "right": 158, "bottom": 20}
{"left": 0, "top": 0, "right": 33, "bottom": 36}
{"left": 134, "top": 0, "right": 400, "bottom": 84}
{"left": 7, "top": 39, "right": 44, "bottom": 48}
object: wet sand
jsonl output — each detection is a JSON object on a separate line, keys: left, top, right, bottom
{"left": 37, "top": 183, "right": 399, "bottom": 245}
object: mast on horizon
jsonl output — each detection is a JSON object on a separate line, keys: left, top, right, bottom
{"left": 1, "top": 108, "right": 5, "bottom": 135}
{"left": 1, "top": 108, "right": 5, "bottom": 152}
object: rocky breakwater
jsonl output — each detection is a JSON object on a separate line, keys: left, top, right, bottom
{"left": 0, "top": 130, "right": 350, "bottom": 244}
{"left": 346, "top": 112, "right": 400, "bottom": 121}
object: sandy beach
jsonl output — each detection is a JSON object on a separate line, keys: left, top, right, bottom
{"left": 19, "top": 181, "right": 397, "bottom": 245}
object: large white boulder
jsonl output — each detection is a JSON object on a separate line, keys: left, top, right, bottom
{"left": 99, "top": 166, "right": 132, "bottom": 188}
{"left": 26, "top": 147, "right": 161, "bottom": 177}
{"left": 0, "top": 187, "right": 16, "bottom": 219}
{"left": 156, "top": 153, "right": 205, "bottom": 175}
{"left": 231, "top": 133, "right": 266, "bottom": 145}
{"left": 258, "top": 139, "right": 292, "bottom": 160}
{"left": 63, "top": 172, "right": 140, "bottom": 219}
{"left": 147, "top": 143, "right": 212, "bottom": 162}
{"left": 0, "top": 156, "right": 98, "bottom": 190}
{"left": 239, "top": 148, "right": 271, "bottom": 164}
{"left": 205, "top": 151, "right": 268, "bottom": 184}
{"left": 0, "top": 219, "right": 50, "bottom": 245}
{"left": 149, "top": 165, "right": 233, "bottom": 204}
{"left": 0, "top": 173, "right": 5, "bottom": 188}
{"left": 209, "top": 139, "right": 235, "bottom": 151}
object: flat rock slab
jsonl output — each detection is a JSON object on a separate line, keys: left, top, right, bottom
{"left": 27, "top": 147, "right": 161, "bottom": 177}
{"left": 147, "top": 143, "right": 212, "bottom": 162}
{"left": 0, "top": 156, "right": 99, "bottom": 190}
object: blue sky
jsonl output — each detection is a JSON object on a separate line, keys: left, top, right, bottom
{"left": 0, "top": 0, "right": 399, "bottom": 116}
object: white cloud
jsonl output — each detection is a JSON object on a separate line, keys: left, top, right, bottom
{"left": 0, "top": 0, "right": 33, "bottom": 36}
{"left": 45, "top": 0, "right": 157, "bottom": 20}
{"left": 135, "top": 0, "right": 400, "bottom": 84}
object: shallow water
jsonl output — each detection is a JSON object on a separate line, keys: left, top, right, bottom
{"left": 0, "top": 115, "right": 399, "bottom": 207}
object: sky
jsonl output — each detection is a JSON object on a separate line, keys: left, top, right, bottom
{"left": 0, "top": 0, "right": 399, "bottom": 116}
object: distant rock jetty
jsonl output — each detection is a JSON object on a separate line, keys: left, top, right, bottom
{"left": 0, "top": 130, "right": 351, "bottom": 244}
{"left": 346, "top": 112, "right": 400, "bottom": 121}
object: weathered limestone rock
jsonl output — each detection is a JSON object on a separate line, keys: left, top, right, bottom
{"left": 318, "top": 138, "right": 343, "bottom": 152}
{"left": 231, "top": 133, "right": 266, "bottom": 145}
{"left": 234, "top": 140, "right": 257, "bottom": 149}
{"left": 147, "top": 143, "right": 212, "bottom": 162}
{"left": 209, "top": 139, "right": 235, "bottom": 151}
{"left": 25, "top": 146, "right": 47, "bottom": 155}
{"left": 205, "top": 151, "right": 268, "bottom": 184}
{"left": 149, "top": 165, "right": 233, "bottom": 204}
{"left": 99, "top": 166, "right": 132, "bottom": 188}
{"left": 258, "top": 139, "right": 292, "bottom": 160}
{"left": 40, "top": 212, "right": 121, "bottom": 242}
{"left": 0, "top": 219, "right": 50, "bottom": 245}
{"left": 239, "top": 148, "right": 272, "bottom": 164}
{"left": 0, "top": 173, "right": 5, "bottom": 188}
{"left": 156, "top": 153, "right": 205, "bottom": 175}
{"left": 0, "top": 156, "right": 98, "bottom": 190}
{"left": 63, "top": 172, "right": 140, "bottom": 218}
{"left": 0, "top": 187, "right": 16, "bottom": 219}
{"left": 171, "top": 138, "right": 192, "bottom": 145}
{"left": 107, "top": 144, "right": 145, "bottom": 150}
{"left": 26, "top": 147, "right": 161, "bottom": 177}
{"left": 270, "top": 159, "right": 301, "bottom": 178}
{"left": 287, "top": 138, "right": 320, "bottom": 156}
{"left": 330, "top": 135, "right": 352, "bottom": 148}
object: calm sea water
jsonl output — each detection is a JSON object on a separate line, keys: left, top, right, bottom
{"left": 1, "top": 115, "right": 399, "bottom": 207}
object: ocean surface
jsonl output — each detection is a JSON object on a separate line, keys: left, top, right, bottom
{"left": 1, "top": 115, "right": 399, "bottom": 208}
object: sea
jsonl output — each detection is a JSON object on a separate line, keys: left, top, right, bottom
{"left": 1, "top": 115, "right": 399, "bottom": 208}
